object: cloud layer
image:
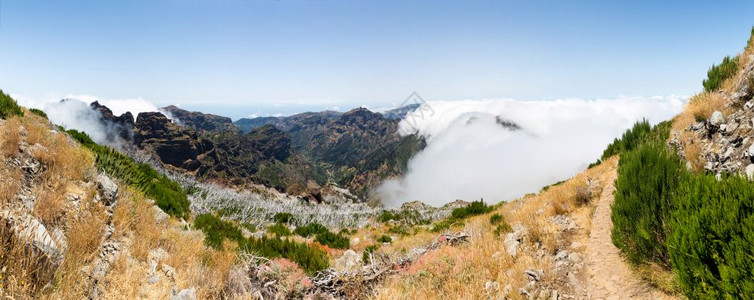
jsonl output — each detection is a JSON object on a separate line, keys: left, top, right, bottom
{"left": 377, "top": 96, "right": 687, "bottom": 207}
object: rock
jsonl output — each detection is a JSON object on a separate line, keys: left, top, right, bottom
{"left": 335, "top": 249, "right": 361, "bottom": 271}
{"left": 746, "top": 164, "right": 754, "bottom": 180}
{"left": 524, "top": 269, "right": 543, "bottom": 282}
{"left": 147, "top": 274, "right": 160, "bottom": 285}
{"left": 1, "top": 211, "right": 63, "bottom": 266}
{"left": 152, "top": 205, "right": 170, "bottom": 224}
{"left": 567, "top": 252, "right": 581, "bottom": 263}
{"left": 503, "top": 284, "right": 512, "bottom": 295}
{"left": 171, "top": 287, "right": 196, "bottom": 300}
{"left": 745, "top": 99, "right": 754, "bottom": 110}
{"left": 710, "top": 111, "right": 725, "bottom": 126}
{"left": 485, "top": 281, "right": 500, "bottom": 294}
{"left": 504, "top": 228, "right": 522, "bottom": 256}
{"left": 555, "top": 250, "right": 568, "bottom": 261}
{"left": 95, "top": 174, "right": 119, "bottom": 206}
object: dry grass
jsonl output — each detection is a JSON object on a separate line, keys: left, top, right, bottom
{"left": 103, "top": 185, "right": 239, "bottom": 299}
{"left": 32, "top": 182, "right": 66, "bottom": 227}
{"left": 371, "top": 158, "right": 617, "bottom": 299}
{"left": 0, "top": 116, "right": 22, "bottom": 158}
{"left": 670, "top": 92, "right": 729, "bottom": 172}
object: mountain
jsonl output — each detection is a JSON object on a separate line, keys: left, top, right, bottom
{"left": 84, "top": 103, "right": 425, "bottom": 199}
{"left": 162, "top": 105, "right": 235, "bottom": 132}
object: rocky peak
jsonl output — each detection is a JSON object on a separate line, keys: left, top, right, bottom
{"left": 90, "top": 101, "right": 135, "bottom": 142}
{"left": 161, "top": 105, "right": 235, "bottom": 132}
{"left": 337, "top": 107, "right": 384, "bottom": 126}
{"left": 134, "top": 112, "right": 211, "bottom": 171}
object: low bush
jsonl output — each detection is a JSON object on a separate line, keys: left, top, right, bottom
{"left": 377, "top": 235, "right": 392, "bottom": 243}
{"left": 377, "top": 210, "right": 396, "bottom": 222}
{"left": 489, "top": 213, "right": 503, "bottom": 225}
{"left": 612, "top": 141, "right": 685, "bottom": 267}
{"left": 273, "top": 212, "right": 295, "bottom": 224}
{"left": 194, "top": 213, "right": 244, "bottom": 249}
{"left": 0, "top": 90, "right": 23, "bottom": 119}
{"left": 668, "top": 174, "right": 754, "bottom": 298}
{"left": 314, "top": 230, "right": 349, "bottom": 249}
{"left": 194, "top": 213, "right": 329, "bottom": 274}
{"left": 293, "top": 223, "right": 328, "bottom": 237}
{"left": 703, "top": 55, "right": 738, "bottom": 92}
{"left": 451, "top": 200, "right": 493, "bottom": 219}
{"left": 267, "top": 223, "right": 292, "bottom": 237}
{"left": 293, "top": 222, "right": 349, "bottom": 249}
{"left": 29, "top": 108, "right": 47, "bottom": 119}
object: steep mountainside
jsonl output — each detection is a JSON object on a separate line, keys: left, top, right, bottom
{"left": 87, "top": 103, "right": 425, "bottom": 199}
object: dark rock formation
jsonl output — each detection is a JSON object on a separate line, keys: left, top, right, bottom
{"left": 90, "top": 101, "right": 135, "bottom": 142}
{"left": 134, "top": 112, "right": 212, "bottom": 171}
{"left": 161, "top": 105, "right": 235, "bottom": 132}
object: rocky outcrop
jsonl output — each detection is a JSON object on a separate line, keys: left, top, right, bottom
{"left": 161, "top": 105, "right": 235, "bottom": 132}
{"left": 90, "top": 101, "right": 135, "bottom": 142}
{"left": 134, "top": 112, "right": 213, "bottom": 171}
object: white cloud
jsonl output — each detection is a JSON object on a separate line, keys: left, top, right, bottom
{"left": 376, "top": 95, "right": 687, "bottom": 207}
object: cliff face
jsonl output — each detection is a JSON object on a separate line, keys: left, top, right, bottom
{"left": 133, "top": 112, "right": 215, "bottom": 171}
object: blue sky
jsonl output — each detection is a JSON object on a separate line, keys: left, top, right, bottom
{"left": 1, "top": 0, "right": 752, "bottom": 119}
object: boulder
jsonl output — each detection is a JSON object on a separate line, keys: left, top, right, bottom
{"left": 95, "top": 174, "right": 118, "bottom": 206}
{"left": 710, "top": 111, "right": 725, "bottom": 126}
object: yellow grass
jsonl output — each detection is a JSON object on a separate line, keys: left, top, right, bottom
{"left": 371, "top": 157, "right": 617, "bottom": 299}
{"left": 0, "top": 116, "right": 22, "bottom": 157}
{"left": 102, "top": 185, "right": 238, "bottom": 299}
{"left": 670, "top": 92, "right": 729, "bottom": 172}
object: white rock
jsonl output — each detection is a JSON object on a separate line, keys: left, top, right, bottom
{"left": 95, "top": 174, "right": 118, "bottom": 206}
{"left": 710, "top": 111, "right": 725, "bottom": 126}
{"left": 171, "top": 287, "right": 196, "bottom": 300}
{"left": 152, "top": 205, "right": 169, "bottom": 224}
{"left": 746, "top": 164, "right": 754, "bottom": 181}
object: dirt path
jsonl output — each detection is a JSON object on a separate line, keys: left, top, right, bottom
{"left": 584, "top": 168, "right": 672, "bottom": 300}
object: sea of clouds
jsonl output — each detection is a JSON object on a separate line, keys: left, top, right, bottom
{"left": 376, "top": 96, "right": 687, "bottom": 207}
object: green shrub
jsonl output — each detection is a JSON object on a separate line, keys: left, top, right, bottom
{"left": 194, "top": 214, "right": 329, "bottom": 274}
{"left": 703, "top": 55, "right": 738, "bottom": 92}
{"left": 273, "top": 212, "right": 295, "bottom": 224}
{"left": 363, "top": 245, "right": 379, "bottom": 263}
{"left": 489, "top": 213, "right": 503, "bottom": 225}
{"left": 194, "top": 213, "right": 244, "bottom": 249}
{"left": 239, "top": 236, "right": 330, "bottom": 275}
{"left": 29, "top": 108, "right": 47, "bottom": 119}
{"left": 377, "top": 210, "right": 396, "bottom": 222}
{"left": 0, "top": 89, "right": 23, "bottom": 119}
{"left": 66, "top": 129, "right": 190, "bottom": 218}
{"left": 494, "top": 223, "right": 513, "bottom": 236}
{"left": 611, "top": 141, "right": 685, "bottom": 268}
{"left": 267, "top": 223, "right": 292, "bottom": 237}
{"left": 241, "top": 222, "right": 257, "bottom": 232}
{"left": 451, "top": 200, "right": 493, "bottom": 219}
{"left": 668, "top": 174, "right": 754, "bottom": 298}
{"left": 387, "top": 225, "right": 410, "bottom": 236}
{"left": 293, "top": 223, "right": 328, "bottom": 237}
{"left": 314, "top": 230, "right": 350, "bottom": 249}
{"left": 377, "top": 235, "right": 392, "bottom": 243}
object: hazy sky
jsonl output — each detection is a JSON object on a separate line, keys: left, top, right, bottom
{"left": 1, "top": 0, "right": 752, "bottom": 118}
